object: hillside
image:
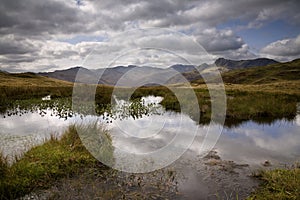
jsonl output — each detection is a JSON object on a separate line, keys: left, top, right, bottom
{"left": 220, "top": 58, "right": 300, "bottom": 84}
{"left": 36, "top": 58, "right": 282, "bottom": 86}
{"left": 3, "top": 58, "right": 299, "bottom": 88}
{"left": 215, "top": 57, "right": 279, "bottom": 69}
{"left": 0, "top": 71, "right": 73, "bottom": 87}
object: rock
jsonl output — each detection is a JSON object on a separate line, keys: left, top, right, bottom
{"left": 262, "top": 160, "right": 271, "bottom": 167}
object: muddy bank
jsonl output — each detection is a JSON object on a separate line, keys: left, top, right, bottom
{"left": 173, "top": 150, "right": 260, "bottom": 199}
{"left": 20, "top": 150, "right": 260, "bottom": 200}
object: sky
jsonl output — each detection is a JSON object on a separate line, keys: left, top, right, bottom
{"left": 0, "top": 0, "right": 300, "bottom": 72}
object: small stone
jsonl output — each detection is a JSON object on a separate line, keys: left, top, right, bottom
{"left": 263, "top": 160, "right": 271, "bottom": 167}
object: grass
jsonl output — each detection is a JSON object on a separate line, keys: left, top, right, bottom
{"left": 225, "top": 91, "right": 298, "bottom": 124}
{"left": 0, "top": 124, "right": 179, "bottom": 199}
{"left": 224, "top": 80, "right": 300, "bottom": 96}
{"left": 1, "top": 67, "right": 299, "bottom": 126}
{"left": 0, "top": 72, "right": 73, "bottom": 87}
{"left": 191, "top": 58, "right": 300, "bottom": 86}
{"left": 1, "top": 65, "right": 300, "bottom": 198}
{"left": 248, "top": 165, "right": 300, "bottom": 200}
{"left": 2, "top": 84, "right": 299, "bottom": 127}
{"left": 220, "top": 59, "right": 300, "bottom": 85}
{"left": 0, "top": 123, "right": 113, "bottom": 200}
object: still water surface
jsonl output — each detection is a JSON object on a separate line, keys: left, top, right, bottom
{"left": 0, "top": 96, "right": 299, "bottom": 198}
{"left": 1, "top": 96, "right": 299, "bottom": 166}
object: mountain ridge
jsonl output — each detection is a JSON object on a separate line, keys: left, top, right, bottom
{"left": 215, "top": 57, "right": 279, "bottom": 69}
{"left": 36, "top": 57, "right": 286, "bottom": 86}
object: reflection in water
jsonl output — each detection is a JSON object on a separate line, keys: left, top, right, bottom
{"left": 0, "top": 108, "right": 77, "bottom": 158}
{"left": 0, "top": 96, "right": 299, "bottom": 168}
{"left": 215, "top": 116, "right": 300, "bottom": 166}
{"left": 1, "top": 96, "right": 299, "bottom": 198}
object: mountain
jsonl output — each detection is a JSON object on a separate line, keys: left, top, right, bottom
{"left": 39, "top": 67, "right": 86, "bottom": 82}
{"left": 37, "top": 57, "right": 293, "bottom": 86}
{"left": 168, "top": 64, "right": 197, "bottom": 73}
{"left": 215, "top": 58, "right": 279, "bottom": 69}
{"left": 191, "top": 58, "right": 300, "bottom": 84}
{"left": 38, "top": 66, "right": 104, "bottom": 84}
{"left": 38, "top": 64, "right": 197, "bottom": 86}
{"left": 220, "top": 58, "right": 300, "bottom": 84}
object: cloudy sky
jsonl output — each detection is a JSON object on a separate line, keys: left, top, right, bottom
{"left": 1, "top": 0, "right": 300, "bottom": 72}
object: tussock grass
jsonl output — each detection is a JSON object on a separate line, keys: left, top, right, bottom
{"left": 226, "top": 91, "right": 298, "bottom": 121}
{"left": 248, "top": 165, "right": 300, "bottom": 200}
{"left": 0, "top": 124, "right": 113, "bottom": 200}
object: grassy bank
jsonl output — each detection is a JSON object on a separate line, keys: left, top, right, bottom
{"left": 249, "top": 165, "right": 300, "bottom": 200}
{"left": 0, "top": 124, "right": 179, "bottom": 199}
{"left": 0, "top": 124, "right": 113, "bottom": 199}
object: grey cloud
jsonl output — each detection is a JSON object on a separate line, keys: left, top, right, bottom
{"left": 0, "top": 54, "right": 36, "bottom": 64}
{"left": 0, "top": 35, "right": 40, "bottom": 55}
{"left": 1, "top": 0, "right": 299, "bottom": 37}
{"left": 0, "top": 0, "right": 91, "bottom": 36}
{"left": 0, "top": 0, "right": 299, "bottom": 72}
{"left": 196, "top": 29, "right": 244, "bottom": 52}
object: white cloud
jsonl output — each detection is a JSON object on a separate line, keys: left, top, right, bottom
{"left": 260, "top": 35, "right": 300, "bottom": 61}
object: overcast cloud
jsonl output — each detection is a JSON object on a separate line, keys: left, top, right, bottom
{"left": 0, "top": 0, "right": 299, "bottom": 72}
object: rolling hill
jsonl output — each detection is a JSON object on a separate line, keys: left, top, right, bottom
{"left": 36, "top": 57, "right": 282, "bottom": 86}
{"left": 6, "top": 57, "right": 297, "bottom": 87}
{"left": 215, "top": 57, "right": 279, "bottom": 69}
{"left": 0, "top": 71, "right": 73, "bottom": 87}
{"left": 219, "top": 58, "right": 300, "bottom": 84}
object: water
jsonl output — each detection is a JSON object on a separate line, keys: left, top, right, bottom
{"left": 216, "top": 118, "right": 300, "bottom": 166}
{"left": 0, "top": 108, "right": 77, "bottom": 157}
{"left": 1, "top": 96, "right": 299, "bottom": 198}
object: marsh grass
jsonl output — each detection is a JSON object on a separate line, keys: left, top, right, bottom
{"left": 248, "top": 165, "right": 300, "bottom": 200}
{"left": 0, "top": 124, "right": 113, "bottom": 200}
{"left": 0, "top": 86, "right": 73, "bottom": 100}
{"left": 2, "top": 85, "right": 298, "bottom": 127}
{"left": 75, "top": 122, "right": 114, "bottom": 167}
{"left": 226, "top": 91, "right": 298, "bottom": 121}
{"left": 1, "top": 72, "right": 299, "bottom": 127}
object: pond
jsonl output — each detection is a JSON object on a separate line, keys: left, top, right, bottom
{"left": 0, "top": 96, "right": 299, "bottom": 199}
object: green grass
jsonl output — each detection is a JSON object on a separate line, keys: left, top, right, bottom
{"left": 0, "top": 72, "right": 73, "bottom": 87}
{"left": 191, "top": 58, "right": 300, "bottom": 86}
{"left": 248, "top": 166, "right": 300, "bottom": 200}
{"left": 0, "top": 124, "right": 113, "bottom": 200}
{"left": 1, "top": 68, "right": 299, "bottom": 126}
{"left": 2, "top": 84, "right": 299, "bottom": 127}
{"left": 225, "top": 91, "right": 298, "bottom": 124}
{"left": 221, "top": 59, "right": 300, "bottom": 84}
{"left": 0, "top": 123, "right": 179, "bottom": 199}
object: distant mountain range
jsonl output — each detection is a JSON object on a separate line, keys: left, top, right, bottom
{"left": 214, "top": 57, "right": 278, "bottom": 69}
{"left": 38, "top": 64, "right": 201, "bottom": 86}
{"left": 37, "top": 57, "right": 280, "bottom": 86}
